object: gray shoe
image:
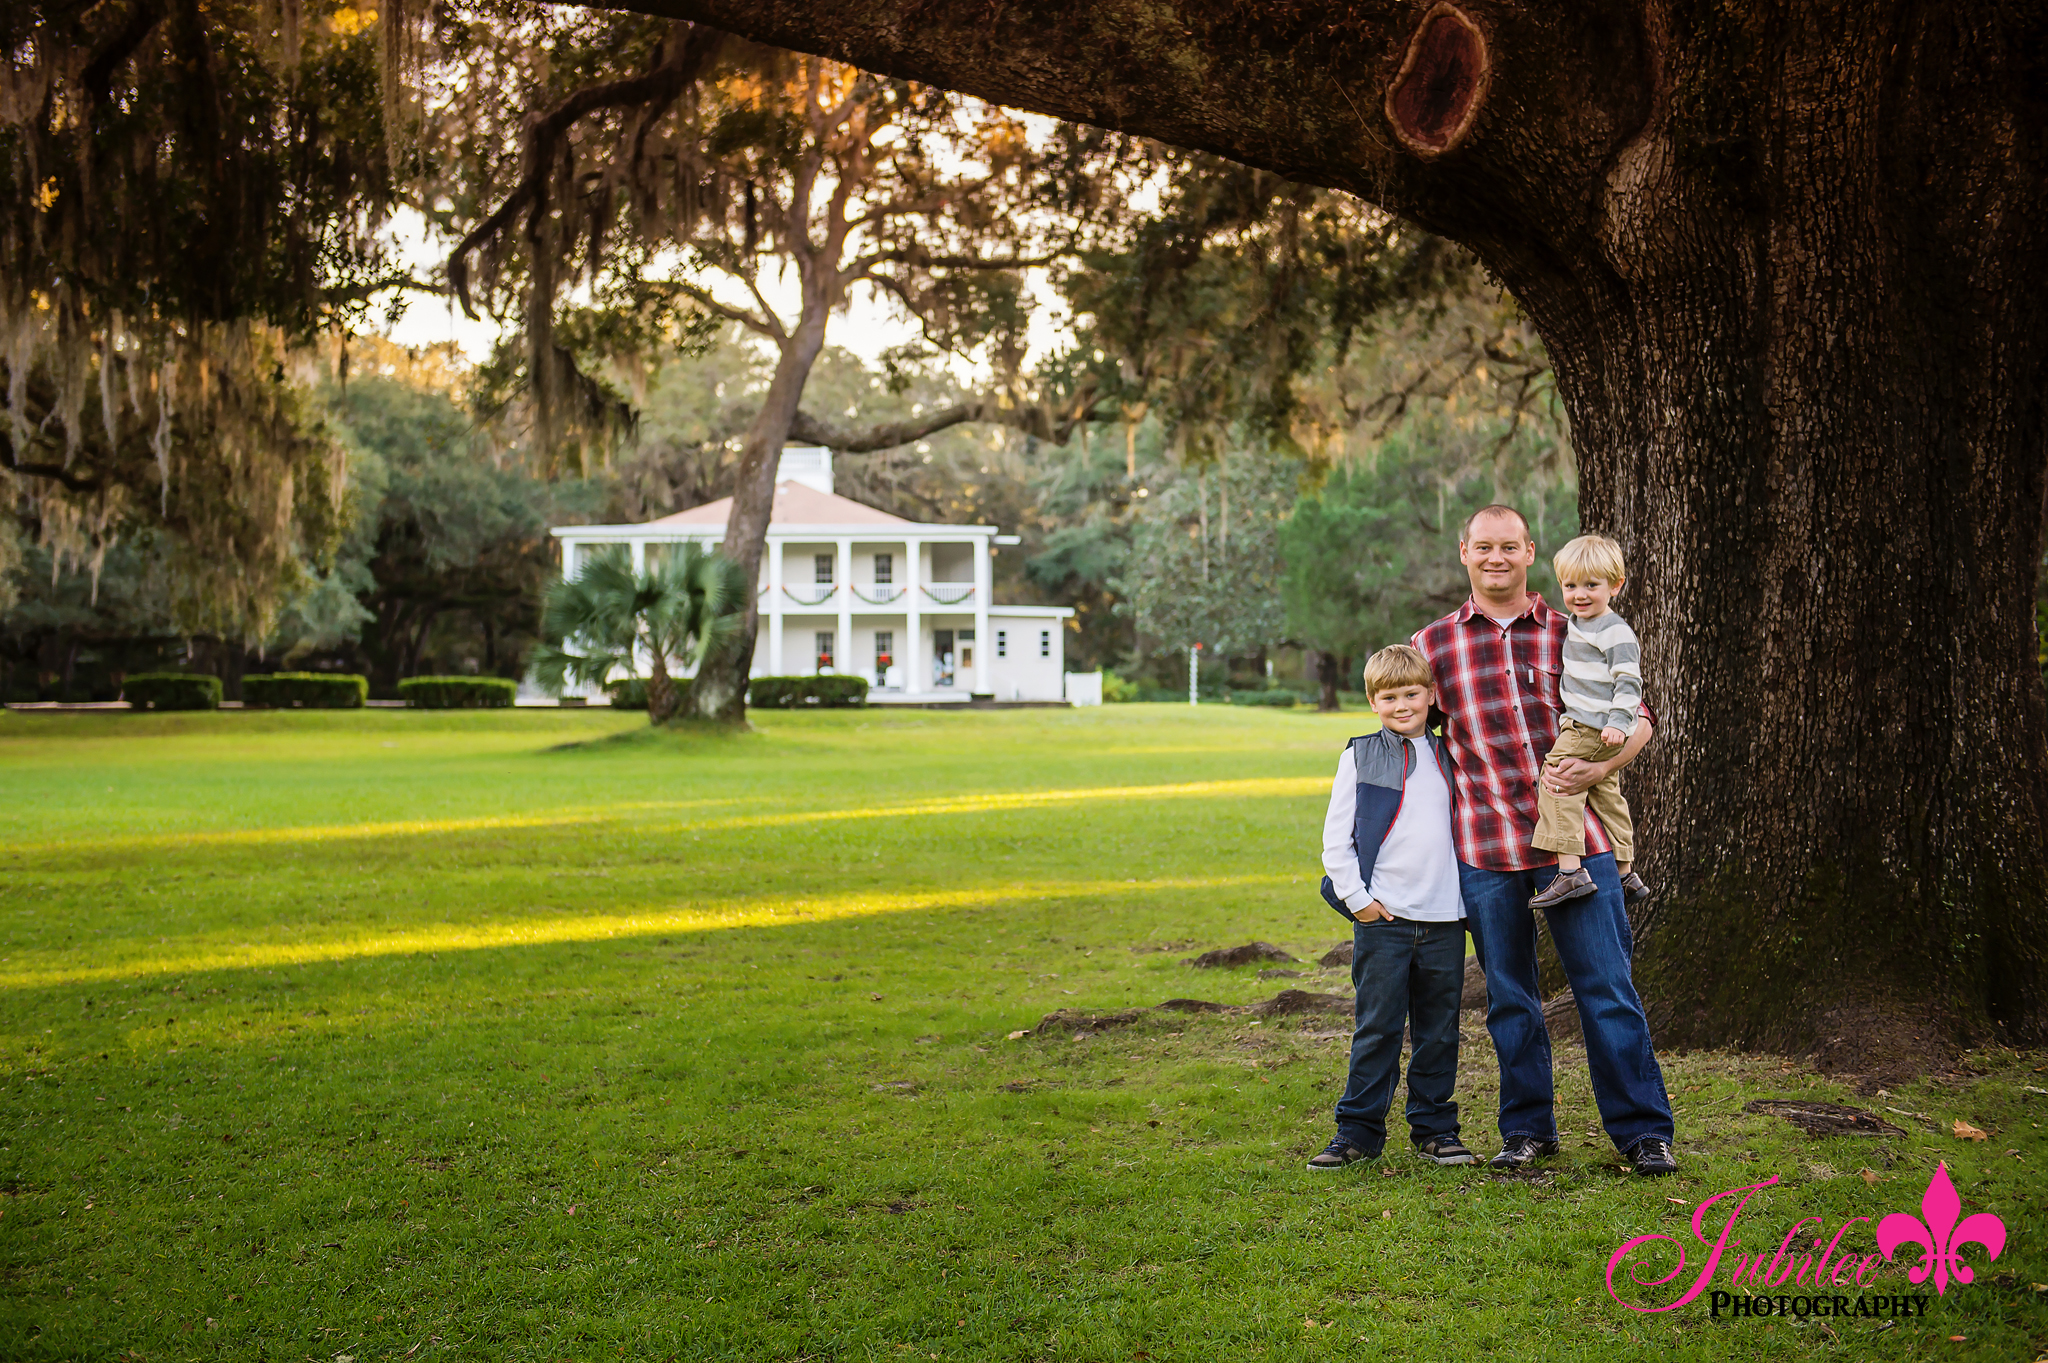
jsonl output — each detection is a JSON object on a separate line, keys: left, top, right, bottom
{"left": 1415, "top": 1135, "right": 1478, "bottom": 1165}
{"left": 1307, "top": 1135, "right": 1378, "bottom": 1170}
{"left": 1530, "top": 867, "right": 1596, "bottom": 909}
{"left": 1620, "top": 871, "right": 1654, "bottom": 906}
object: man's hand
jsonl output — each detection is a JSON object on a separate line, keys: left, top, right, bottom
{"left": 1356, "top": 899, "right": 1395, "bottom": 922}
{"left": 1545, "top": 719, "right": 1653, "bottom": 796}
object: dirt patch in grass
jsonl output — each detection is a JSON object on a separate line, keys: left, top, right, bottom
{"left": 1742, "top": 1098, "right": 1908, "bottom": 1139}
{"left": 1181, "top": 942, "right": 1297, "bottom": 968}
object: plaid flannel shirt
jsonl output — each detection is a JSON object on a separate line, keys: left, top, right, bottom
{"left": 1413, "top": 593, "right": 1647, "bottom": 872}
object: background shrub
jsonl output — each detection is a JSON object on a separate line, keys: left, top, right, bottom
{"left": 1228, "top": 689, "right": 1301, "bottom": 707}
{"left": 747, "top": 675, "right": 868, "bottom": 708}
{"left": 1101, "top": 671, "right": 1141, "bottom": 703}
{"left": 806, "top": 676, "right": 868, "bottom": 707}
{"left": 122, "top": 673, "right": 222, "bottom": 711}
{"left": 607, "top": 678, "right": 649, "bottom": 710}
{"left": 242, "top": 673, "right": 368, "bottom": 708}
{"left": 398, "top": 677, "right": 516, "bottom": 709}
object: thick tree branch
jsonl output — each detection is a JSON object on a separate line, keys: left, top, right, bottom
{"left": 789, "top": 382, "right": 1109, "bottom": 451}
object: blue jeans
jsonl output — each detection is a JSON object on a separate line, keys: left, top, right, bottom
{"left": 1460, "top": 853, "right": 1673, "bottom": 1154}
{"left": 1332, "top": 916, "right": 1465, "bottom": 1154}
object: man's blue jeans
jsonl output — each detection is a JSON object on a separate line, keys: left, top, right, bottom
{"left": 1332, "top": 915, "right": 1465, "bottom": 1154}
{"left": 1460, "top": 853, "right": 1673, "bottom": 1154}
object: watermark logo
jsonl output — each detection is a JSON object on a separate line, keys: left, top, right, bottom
{"left": 1876, "top": 1161, "right": 2006, "bottom": 1295}
{"left": 1605, "top": 1161, "right": 2005, "bottom": 1317}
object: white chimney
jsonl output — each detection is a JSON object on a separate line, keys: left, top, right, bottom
{"left": 776, "top": 446, "right": 833, "bottom": 495}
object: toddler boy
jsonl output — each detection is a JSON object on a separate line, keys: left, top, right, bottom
{"left": 1309, "top": 645, "right": 1475, "bottom": 1168}
{"left": 1529, "top": 533, "right": 1654, "bottom": 908}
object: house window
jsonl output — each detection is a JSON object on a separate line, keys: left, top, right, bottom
{"left": 1039, "top": 629, "right": 1052, "bottom": 658}
{"left": 815, "top": 631, "right": 835, "bottom": 672}
{"left": 996, "top": 629, "right": 1008, "bottom": 659}
{"left": 873, "top": 553, "right": 892, "bottom": 585}
{"left": 873, "top": 631, "right": 893, "bottom": 686}
{"left": 814, "top": 553, "right": 835, "bottom": 584}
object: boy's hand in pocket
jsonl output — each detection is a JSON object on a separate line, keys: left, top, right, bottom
{"left": 1357, "top": 899, "right": 1395, "bottom": 922}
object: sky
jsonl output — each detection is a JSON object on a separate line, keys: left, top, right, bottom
{"left": 377, "top": 209, "right": 1067, "bottom": 376}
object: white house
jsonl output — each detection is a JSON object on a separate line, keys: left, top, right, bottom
{"left": 550, "top": 449, "right": 1074, "bottom": 703}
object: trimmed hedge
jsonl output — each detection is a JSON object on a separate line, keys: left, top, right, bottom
{"left": 748, "top": 675, "right": 869, "bottom": 708}
{"left": 242, "top": 672, "right": 368, "bottom": 708}
{"left": 122, "top": 672, "right": 222, "bottom": 711}
{"left": 607, "top": 678, "right": 649, "bottom": 710}
{"left": 398, "top": 676, "right": 516, "bottom": 708}
{"left": 1229, "top": 689, "right": 1303, "bottom": 707}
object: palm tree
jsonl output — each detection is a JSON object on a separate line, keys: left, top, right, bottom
{"left": 532, "top": 545, "right": 746, "bottom": 724}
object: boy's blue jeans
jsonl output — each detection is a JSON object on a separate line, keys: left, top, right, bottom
{"left": 1459, "top": 852, "right": 1674, "bottom": 1154}
{"left": 1332, "top": 915, "right": 1466, "bottom": 1154}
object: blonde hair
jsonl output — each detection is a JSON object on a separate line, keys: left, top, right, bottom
{"left": 1362, "top": 644, "right": 1434, "bottom": 699}
{"left": 1553, "top": 533, "right": 1628, "bottom": 584}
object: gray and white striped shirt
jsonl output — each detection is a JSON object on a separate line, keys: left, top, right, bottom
{"left": 1560, "top": 610, "right": 1643, "bottom": 735}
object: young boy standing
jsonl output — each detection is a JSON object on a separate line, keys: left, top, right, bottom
{"left": 1309, "top": 645, "right": 1475, "bottom": 1169}
{"left": 1529, "top": 534, "right": 1655, "bottom": 909}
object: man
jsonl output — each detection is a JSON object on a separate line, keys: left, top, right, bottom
{"left": 1411, "top": 505, "right": 1678, "bottom": 1176}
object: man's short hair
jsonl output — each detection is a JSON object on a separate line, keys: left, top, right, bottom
{"left": 1362, "top": 644, "right": 1434, "bottom": 699}
{"left": 1553, "top": 533, "right": 1628, "bottom": 584}
{"left": 1461, "top": 503, "right": 1532, "bottom": 543}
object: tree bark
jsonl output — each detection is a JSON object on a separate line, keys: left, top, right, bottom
{"left": 604, "top": 0, "right": 2048, "bottom": 1059}
{"left": 683, "top": 303, "right": 830, "bottom": 722}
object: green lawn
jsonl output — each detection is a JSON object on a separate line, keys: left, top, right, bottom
{"left": 1, "top": 706, "right": 2040, "bottom": 1361}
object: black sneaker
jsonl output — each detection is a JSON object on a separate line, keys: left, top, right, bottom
{"left": 1487, "top": 1135, "right": 1560, "bottom": 1170}
{"left": 1620, "top": 871, "right": 1654, "bottom": 906}
{"left": 1414, "top": 1135, "right": 1478, "bottom": 1166}
{"left": 1530, "top": 868, "right": 1596, "bottom": 909}
{"left": 1630, "top": 1138, "right": 1679, "bottom": 1176}
{"left": 1306, "top": 1135, "right": 1377, "bottom": 1170}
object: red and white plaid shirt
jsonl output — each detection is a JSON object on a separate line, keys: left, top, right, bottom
{"left": 1413, "top": 592, "right": 1644, "bottom": 871}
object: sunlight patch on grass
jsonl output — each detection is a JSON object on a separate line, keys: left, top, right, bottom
{"left": 9, "top": 776, "right": 1324, "bottom": 856}
{"left": 0, "top": 873, "right": 1297, "bottom": 989}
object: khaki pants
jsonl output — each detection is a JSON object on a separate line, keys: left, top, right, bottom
{"left": 1533, "top": 719, "right": 1634, "bottom": 863}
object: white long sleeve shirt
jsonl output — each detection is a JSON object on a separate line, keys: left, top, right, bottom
{"left": 1320, "top": 739, "right": 1464, "bottom": 922}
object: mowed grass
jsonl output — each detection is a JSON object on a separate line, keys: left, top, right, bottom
{"left": 1, "top": 705, "right": 2042, "bottom": 1363}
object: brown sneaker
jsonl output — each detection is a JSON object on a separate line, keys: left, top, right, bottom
{"left": 1620, "top": 871, "right": 1654, "bottom": 906}
{"left": 1529, "top": 867, "right": 1596, "bottom": 908}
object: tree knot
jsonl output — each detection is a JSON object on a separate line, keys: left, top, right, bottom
{"left": 1386, "top": 3, "right": 1491, "bottom": 158}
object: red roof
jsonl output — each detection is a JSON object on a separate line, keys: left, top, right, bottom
{"left": 642, "top": 481, "right": 913, "bottom": 529}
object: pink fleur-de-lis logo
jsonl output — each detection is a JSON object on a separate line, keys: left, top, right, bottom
{"left": 1876, "top": 1161, "right": 2006, "bottom": 1295}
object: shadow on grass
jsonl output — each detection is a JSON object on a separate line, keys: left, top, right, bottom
{"left": 545, "top": 715, "right": 758, "bottom": 753}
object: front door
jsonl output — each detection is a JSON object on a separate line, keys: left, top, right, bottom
{"left": 933, "top": 630, "right": 954, "bottom": 688}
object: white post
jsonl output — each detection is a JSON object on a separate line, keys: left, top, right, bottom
{"left": 972, "top": 534, "right": 992, "bottom": 694}
{"left": 836, "top": 538, "right": 853, "bottom": 678}
{"left": 1189, "top": 643, "right": 1200, "bottom": 706}
{"left": 904, "top": 539, "right": 923, "bottom": 695}
{"left": 767, "top": 538, "right": 784, "bottom": 679}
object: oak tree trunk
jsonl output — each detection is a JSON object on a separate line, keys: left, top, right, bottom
{"left": 615, "top": 0, "right": 2048, "bottom": 1061}
{"left": 683, "top": 305, "right": 829, "bottom": 722}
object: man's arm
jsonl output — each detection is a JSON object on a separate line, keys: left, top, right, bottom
{"left": 1545, "top": 716, "right": 1652, "bottom": 797}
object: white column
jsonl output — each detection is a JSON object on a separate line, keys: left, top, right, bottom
{"left": 630, "top": 538, "right": 645, "bottom": 574}
{"left": 767, "top": 539, "right": 784, "bottom": 678}
{"left": 836, "top": 538, "right": 853, "bottom": 677}
{"left": 904, "top": 538, "right": 923, "bottom": 695}
{"left": 973, "top": 533, "right": 992, "bottom": 694}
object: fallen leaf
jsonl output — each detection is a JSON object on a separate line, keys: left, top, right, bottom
{"left": 1006, "top": 1030, "right": 1029, "bottom": 1040}
{"left": 870, "top": 993, "right": 884, "bottom": 1002}
{"left": 1861, "top": 1168, "right": 1880, "bottom": 1185}
{"left": 1666, "top": 1197, "right": 1687, "bottom": 1205}
{"left": 1382, "top": 1209, "right": 1393, "bottom": 1219}
{"left": 1954, "top": 1119, "right": 1989, "bottom": 1142}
